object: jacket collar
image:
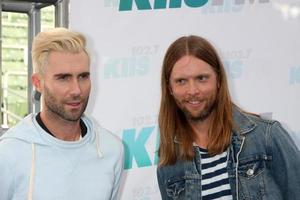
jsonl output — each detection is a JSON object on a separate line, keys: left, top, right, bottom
{"left": 232, "top": 105, "right": 257, "bottom": 135}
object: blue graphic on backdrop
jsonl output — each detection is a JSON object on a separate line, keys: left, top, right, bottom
{"left": 103, "top": 45, "right": 159, "bottom": 79}
{"left": 122, "top": 126, "right": 159, "bottom": 169}
{"left": 103, "top": 56, "right": 150, "bottom": 79}
{"left": 224, "top": 59, "right": 244, "bottom": 79}
{"left": 223, "top": 49, "right": 252, "bottom": 79}
{"left": 289, "top": 66, "right": 300, "bottom": 85}
{"left": 119, "top": 0, "right": 208, "bottom": 11}
{"left": 118, "top": 0, "right": 269, "bottom": 11}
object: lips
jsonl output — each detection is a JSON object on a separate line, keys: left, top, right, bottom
{"left": 187, "top": 100, "right": 201, "bottom": 105}
{"left": 66, "top": 102, "right": 81, "bottom": 108}
{"left": 184, "top": 98, "right": 205, "bottom": 109}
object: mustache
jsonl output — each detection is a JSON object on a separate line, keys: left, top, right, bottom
{"left": 183, "top": 97, "right": 205, "bottom": 102}
{"left": 65, "top": 95, "right": 88, "bottom": 102}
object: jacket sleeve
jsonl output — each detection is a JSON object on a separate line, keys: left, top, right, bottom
{"left": 269, "top": 121, "right": 300, "bottom": 199}
{"left": 157, "top": 167, "right": 169, "bottom": 200}
{"left": 111, "top": 142, "right": 124, "bottom": 200}
{"left": 0, "top": 153, "right": 15, "bottom": 200}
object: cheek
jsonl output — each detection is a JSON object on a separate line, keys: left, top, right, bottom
{"left": 171, "top": 87, "right": 185, "bottom": 100}
{"left": 83, "top": 82, "right": 91, "bottom": 95}
{"left": 172, "top": 92, "right": 186, "bottom": 105}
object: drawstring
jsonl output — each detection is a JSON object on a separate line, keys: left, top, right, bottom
{"left": 27, "top": 127, "right": 102, "bottom": 200}
{"left": 28, "top": 143, "right": 36, "bottom": 200}
{"left": 96, "top": 129, "right": 103, "bottom": 158}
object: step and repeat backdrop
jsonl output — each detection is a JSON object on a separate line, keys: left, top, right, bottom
{"left": 69, "top": 0, "right": 300, "bottom": 199}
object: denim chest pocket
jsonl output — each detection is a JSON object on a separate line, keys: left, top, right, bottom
{"left": 166, "top": 177, "right": 186, "bottom": 200}
{"left": 237, "top": 154, "right": 271, "bottom": 200}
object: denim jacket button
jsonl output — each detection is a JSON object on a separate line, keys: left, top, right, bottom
{"left": 247, "top": 169, "right": 254, "bottom": 176}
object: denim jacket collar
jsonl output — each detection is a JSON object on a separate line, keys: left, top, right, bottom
{"left": 232, "top": 105, "right": 257, "bottom": 136}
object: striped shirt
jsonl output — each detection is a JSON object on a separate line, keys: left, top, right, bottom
{"left": 199, "top": 147, "right": 232, "bottom": 200}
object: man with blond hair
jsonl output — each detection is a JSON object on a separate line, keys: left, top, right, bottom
{"left": 0, "top": 28, "right": 124, "bottom": 200}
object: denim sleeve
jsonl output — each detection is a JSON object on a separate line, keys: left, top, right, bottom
{"left": 157, "top": 167, "right": 169, "bottom": 200}
{"left": 269, "top": 121, "right": 300, "bottom": 198}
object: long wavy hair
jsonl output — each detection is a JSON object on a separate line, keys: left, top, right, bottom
{"left": 158, "top": 35, "right": 233, "bottom": 166}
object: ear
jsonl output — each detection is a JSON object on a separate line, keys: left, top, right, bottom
{"left": 31, "top": 73, "right": 42, "bottom": 93}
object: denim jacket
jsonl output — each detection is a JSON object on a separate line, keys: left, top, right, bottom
{"left": 157, "top": 107, "right": 300, "bottom": 200}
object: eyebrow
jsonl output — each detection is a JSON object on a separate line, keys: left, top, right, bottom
{"left": 54, "top": 72, "right": 90, "bottom": 78}
{"left": 54, "top": 73, "right": 71, "bottom": 78}
{"left": 79, "top": 72, "right": 90, "bottom": 77}
{"left": 172, "top": 72, "right": 211, "bottom": 79}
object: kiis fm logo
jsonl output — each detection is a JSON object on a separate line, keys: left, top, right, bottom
{"left": 119, "top": 0, "right": 269, "bottom": 11}
{"left": 290, "top": 66, "right": 300, "bottom": 85}
{"left": 223, "top": 49, "right": 252, "bottom": 79}
{"left": 122, "top": 126, "right": 159, "bottom": 169}
{"left": 103, "top": 56, "right": 150, "bottom": 79}
{"left": 103, "top": 45, "right": 158, "bottom": 79}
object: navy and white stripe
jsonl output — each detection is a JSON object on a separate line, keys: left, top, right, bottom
{"left": 199, "top": 148, "right": 232, "bottom": 200}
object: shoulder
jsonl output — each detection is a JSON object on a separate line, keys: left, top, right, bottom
{"left": 233, "top": 107, "right": 282, "bottom": 137}
{"left": 83, "top": 116, "right": 124, "bottom": 157}
{"left": 239, "top": 112, "right": 298, "bottom": 152}
{"left": 0, "top": 117, "right": 33, "bottom": 154}
{"left": 244, "top": 112, "right": 287, "bottom": 137}
{"left": 99, "top": 126, "right": 123, "bottom": 151}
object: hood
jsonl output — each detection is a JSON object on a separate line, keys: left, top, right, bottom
{"left": 0, "top": 114, "right": 99, "bottom": 149}
{"left": 0, "top": 113, "right": 103, "bottom": 200}
{"left": 0, "top": 114, "right": 49, "bottom": 145}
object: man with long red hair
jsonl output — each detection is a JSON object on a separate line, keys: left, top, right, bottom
{"left": 157, "top": 35, "right": 300, "bottom": 200}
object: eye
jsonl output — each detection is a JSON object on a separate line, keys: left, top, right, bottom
{"left": 57, "top": 74, "right": 70, "bottom": 81}
{"left": 175, "top": 79, "right": 186, "bottom": 85}
{"left": 79, "top": 73, "right": 90, "bottom": 80}
{"left": 197, "top": 75, "right": 209, "bottom": 81}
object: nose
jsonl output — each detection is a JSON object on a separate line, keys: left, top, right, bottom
{"left": 187, "top": 81, "right": 199, "bottom": 95}
{"left": 69, "top": 79, "right": 82, "bottom": 96}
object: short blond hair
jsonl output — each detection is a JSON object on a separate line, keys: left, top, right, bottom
{"left": 32, "top": 27, "right": 89, "bottom": 74}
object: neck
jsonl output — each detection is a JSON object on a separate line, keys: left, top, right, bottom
{"left": 188, "top": 113, "right": 214, "bottom": 149}
{"left": 40, "top": 111, "right": 81, "bottom": 141}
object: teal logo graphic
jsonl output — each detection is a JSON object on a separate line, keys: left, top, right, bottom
{"left": 103, "top": 56, "right": 150, "bottom": 79}
{"left": 224, "top": 59, "right": 244, "bottom": 79}
{"left": 289, "top": 67, "right": 300, "bottom": 85}
{"left": 119, "top": 0, "right": 208, "bottom": 11}
{"left": 119, "top": 0, "right": 269, "bottom": 11}
{"left": 223, "top": 49, "right": 251, "bottom": 79}
{"left": 122, "top": 126, "right": 159, "bottom": 169}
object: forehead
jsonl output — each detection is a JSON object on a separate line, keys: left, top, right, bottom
{"left": 171, "top": 55, "right": 215, "bottom": 78}
{"left": 45, "top": 51, "right": 89, "bottom": 74}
